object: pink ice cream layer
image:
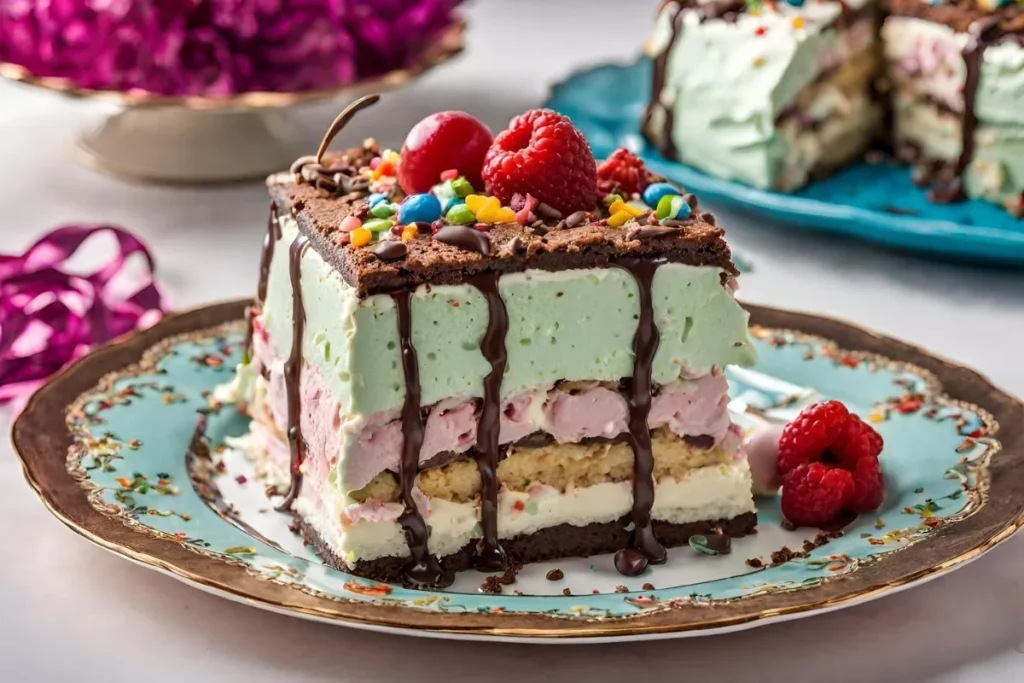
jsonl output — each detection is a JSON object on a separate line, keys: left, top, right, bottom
{"left": 252, "top": 315, "right": 741, "bottom": 493}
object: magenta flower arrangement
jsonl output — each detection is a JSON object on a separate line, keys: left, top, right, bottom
{"left": 0, "top": 0, "right": 462, "bottom": 97}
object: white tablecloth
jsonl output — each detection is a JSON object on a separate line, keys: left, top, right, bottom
{"left": 2, "top": 1, "right": 1023, "bottom": 680}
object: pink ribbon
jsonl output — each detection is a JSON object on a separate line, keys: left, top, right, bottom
{"left": 0, "top": 225, "right": 167, "bottom": 415}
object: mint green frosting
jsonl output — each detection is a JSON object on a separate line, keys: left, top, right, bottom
{"left": 262, "top": 217, "right": 756, "bottom": 418}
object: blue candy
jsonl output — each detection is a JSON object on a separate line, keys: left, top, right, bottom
{"left": 398, "top": 193, "right": 443, "bottom": 225}
{"left": 442, "top": 196, "right": 465, "bottom": 215}
{"left": 786, "top": 0, "right": 805, "bottom": 6}
{"left": 368, "top": 193, "right": 389, "bottom": 208}
{"left": 642, "top": 182, "right": 679, "bottom": 210}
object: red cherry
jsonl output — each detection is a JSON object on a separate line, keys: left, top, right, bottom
{"left": 398, "top": 111, "right": 493, "bottom": 195}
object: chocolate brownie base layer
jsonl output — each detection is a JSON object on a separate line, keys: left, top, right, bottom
{"left": 299, "top": 511, "right": 758, "bottom": 585}
{"left": 267, "top": 171, "right": 736, "bottom": 298}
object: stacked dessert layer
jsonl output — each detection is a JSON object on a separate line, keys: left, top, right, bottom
{"left": 883, "top": 1, "right": 1024, "bottom": 208}
{"left": 644, "top": 0, "right": 1024, "bottom": 215}
{"left": 644, "top": 0, "right": 882, "bottom": 192}
{"left": 226, "top": 102, "right": 758, "bottom": 586}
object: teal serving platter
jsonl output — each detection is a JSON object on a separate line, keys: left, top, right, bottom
{"left": 544, "top": 58, "right": 1024, "bottom": 265}
{"left": 13, "top": 301, "right": 1024, "bottom": 642}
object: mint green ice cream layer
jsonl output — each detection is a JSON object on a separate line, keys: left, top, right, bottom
{"left": 260, "top": 216, "right": 757, "bottom": 419}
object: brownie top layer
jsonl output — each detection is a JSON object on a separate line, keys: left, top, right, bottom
{"left": 267, "top": 148, "right": 737, "bottom": 298}
{"left": 886, "top": 0, "right": 1024, "bottom": 34}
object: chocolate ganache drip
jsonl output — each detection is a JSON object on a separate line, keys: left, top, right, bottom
{"left": 930, "top": 17, "right": 1006, "bottom": 204}
{"left": 468, "top": 273, "right": 509, "bottom": 572}
{"left": 243, "top": 202, "right": 281, "bottom": 360}
{"left": 392, "top": 290, "right": 452, "bottom": 587}
{"left": 644, "top": 2, "right": 684, "bottom": 160}
{"left": 614, "top": 258, "right": 668, "bottom": 575}
{"left": 275, "top": 236, "right": 310, "bottom": 512}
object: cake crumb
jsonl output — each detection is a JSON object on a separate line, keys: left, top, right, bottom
{"left": 545, "top": 568, "right": 564, "bottom": 581}
{"left": 615, "top": 585, "right": 628, "bottom": 593}
{"left": 562, "top": 588, "right": 572, "bottom": 596}
{"left": 642, "top": 583, "right": 655, "bottom": 590}
{"left": 513, "top": 590, "right": 524, "bottom": 596}
{"left": 499, "top": 563, "right": 522, "bottom": 585}
{"left": 770, "top": 546, "right": 808, "bottom": 566}
{"left": 746, "top": 557, "right": 764, "bottom": 568}
{"left": 479, "top": 576, "right": 503, "bottom": 594}
{"left": 802, "top": 540, "right": 817, "bottom": 553}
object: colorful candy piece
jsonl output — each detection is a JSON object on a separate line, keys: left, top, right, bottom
{"left": 608, "top": 198, "right": 645, "bottom": 218}
{"left": 641, "top": 182, "right": 679, "bottom": 209}
{"left": 371, "top": 202, "right": 397, "bottom": 219}
{"left": 368, "top": 193, "right": 388, "bottom": 208}
{"left": 440, "top": 168, "right": 460, "bottom": 181}
{"left": 401, "top": 225, "right": 419, "bottom": 241}
{"left": 465, "top": 194, "right": 490, "bottom": 215}
{"left": 442, "top": 196, "right": 464, "bottom": 214}
{"left": 350, "top": 227, "right": 372, "bottom": 247}
{"left": 362, "top": 218, "right": 394, "bottom": 234}
{"left": 398, "top": 193, "right": 442, "bottom": 224}
{"left": 478, "top": 206, "right": 516, "bottom": 224}
{"left": 446, "top": 203, "right": 476, "bottom": 225}
{"left": 451, "top": 177, "right": 474, "bottom": 198}
{"left": 785, "top": 0, "right": 804, "bottom": 6}
{"left": 655, "top": 194, "right": 692, "bottom": 221}
{"left": 339, "top": 216, "right": 362, "bottom": 232}
{"left": 607, "top": 211, "right": 633, "bottom": 228}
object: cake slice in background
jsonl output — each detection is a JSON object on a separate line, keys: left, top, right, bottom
{"left": 883, "top": 1, "right": 1024, "bottom": 213}
{"left": 643, "top": 0, "right": 1024, "bottom": 216}
{"left": 224, "top": 97, "right": 758, "bottom": 587}
{"left": 643, "top": 0, "right": 883, "bottom": 192}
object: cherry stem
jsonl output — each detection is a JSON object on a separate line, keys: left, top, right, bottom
{"left": 314, "top": 94, "right": 382, "bottom": 164}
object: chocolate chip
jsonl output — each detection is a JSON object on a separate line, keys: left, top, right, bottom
{"left": 535, "top": 202, "right": 562, "bottom": 220}
{"left": 683, "top": 434, "right": 715, "bottom": 449}
{"left": 614, "top": 548, "right": 649, "bottom": 576}
{"left": 372, "top": 240, "right": 407, "bottom": 261}
{"left": 662, "top": 219, "right": 689, "bottom": 229}
{"left": 433, "top": 225, "right": 490, "bottom": 256}
{"left": 545, "top": 568, "right": 564, "bottom": 581}
{"left": 565, "top": 210, "right": 589, "bottom": 228}
{"left": 642, "top": 582, "right": 655, "bottom": 590}
{"left": 746, "top": 557, "right": 764, "bottom": 568}
{"left": 683, "top": 193, "right": 699, "bottom": 210}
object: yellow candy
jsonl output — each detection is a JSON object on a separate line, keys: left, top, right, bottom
{"left": 478, "top": 206, "right": 516, "bottom": 224}
{"left": 465, "top": 194, "right": 488, "bottom": 214}
{"left": 350, "top": 227, "right": 372, "bottom": 247}
{"left": 607, "top": 211, "right": 632, "bottom": 228}
{"left": 401, "top": 226, "right": 418, "bottom": 241}
{"left": 609, "top": 199, "right": 645, "bottom": 217}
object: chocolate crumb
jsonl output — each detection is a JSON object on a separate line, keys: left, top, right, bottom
{"left": 545, "top": 568, "right": 565, "bottom": 581}
{"left": 642, "top": 582, "right": 655, "bottom": 590}
{"left": 287, "top": 517, "right": 301, "bottom": 534}
{"left": 699, "top": 211, "right": 716, "bottom": 225}
{"left": 265, "top": 484, "right": 281, "bottom": 497}
{"left": 513, "top": 590, "right": 524, "bottom": 596}
{"left": 746, "top": 557, "right": 764, "bottom": 568}
{"left": 499, "top": 563, "right": 522, "bottom": 585}
{"left": 770, "top": 546, "right": 800, "bottom": 565}
{"left": 781, "top": 519, "right": 797, "bottom": 531}
{"left": 615, "top": 585, "right": 629, "bottom": 593}
{"left": 479, "top": 577, "right": 502, "bottom": 594}
{"left": 803, "top": 540, "right": 817, "bottom": 553}
{"left": 562, "top": 587, "right": 572, "bottom": 596}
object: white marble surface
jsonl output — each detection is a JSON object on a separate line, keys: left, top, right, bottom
{"left": 2, "top": 1, "right": 1024, "bottom": 680}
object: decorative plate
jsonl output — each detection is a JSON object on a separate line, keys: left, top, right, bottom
{"left": 13, "top": 301, "right": 1024, "bottom": 642}
{"left": 544, "top": 58, "right": 1024, "bottom": 266}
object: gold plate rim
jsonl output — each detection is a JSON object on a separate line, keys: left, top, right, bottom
{"left": 12, "top": 299, "right": 1024, "bottom": 640}
{"left": 0, "top": 20, "right": 465, "bottom": 111}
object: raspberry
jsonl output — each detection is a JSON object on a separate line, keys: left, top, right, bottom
{"left": 777, "top": 400, "right": 850, "bottom": 476}
{"left": 781, "top": 463, "right": 855, "bottom": 528}
{"left": 847, "top": 454, "right": 885, "bottom": 513}
{"left": 831, "top": 414, "right": 884, "bottom": 470}
{"left": 597, "top": 147, "right": 653, "bottom": 196}
{"left": 482, "top": 109, "right": 598, "bottom": 215}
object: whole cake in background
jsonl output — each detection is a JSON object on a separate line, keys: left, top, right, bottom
{"left": 220, "top": 95, "right": 763, "bottom": 587}
{"left": 643, "top": 0, "right": 1024, "bottom": 217}
{"left": 0, "top": 0, "right": 462, "bottom": 96}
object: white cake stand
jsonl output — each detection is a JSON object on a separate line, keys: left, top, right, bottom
{"left": 0, "top": 21, "right": 465, "bottom": 184}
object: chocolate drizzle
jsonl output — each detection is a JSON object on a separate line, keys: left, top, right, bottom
{"left": 468, "top": 273, "right": 509, "bottom": 571}
{"left": 613, "top": 258, "right": 667, "bottom": 572}
{"left": 644, "top": 2, "right": 685, "bottom": 160}
{"left": 243, "top": 202, "right": 281, "bottom": 359}
{"left": 275, "top": 235, "right": 311, "bottom": 512}
{"left": 930, "top": 17, "right": 1004, "bottom": 204}
{"left": 392, "top": 290, "right": 452, "bottom": 587}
